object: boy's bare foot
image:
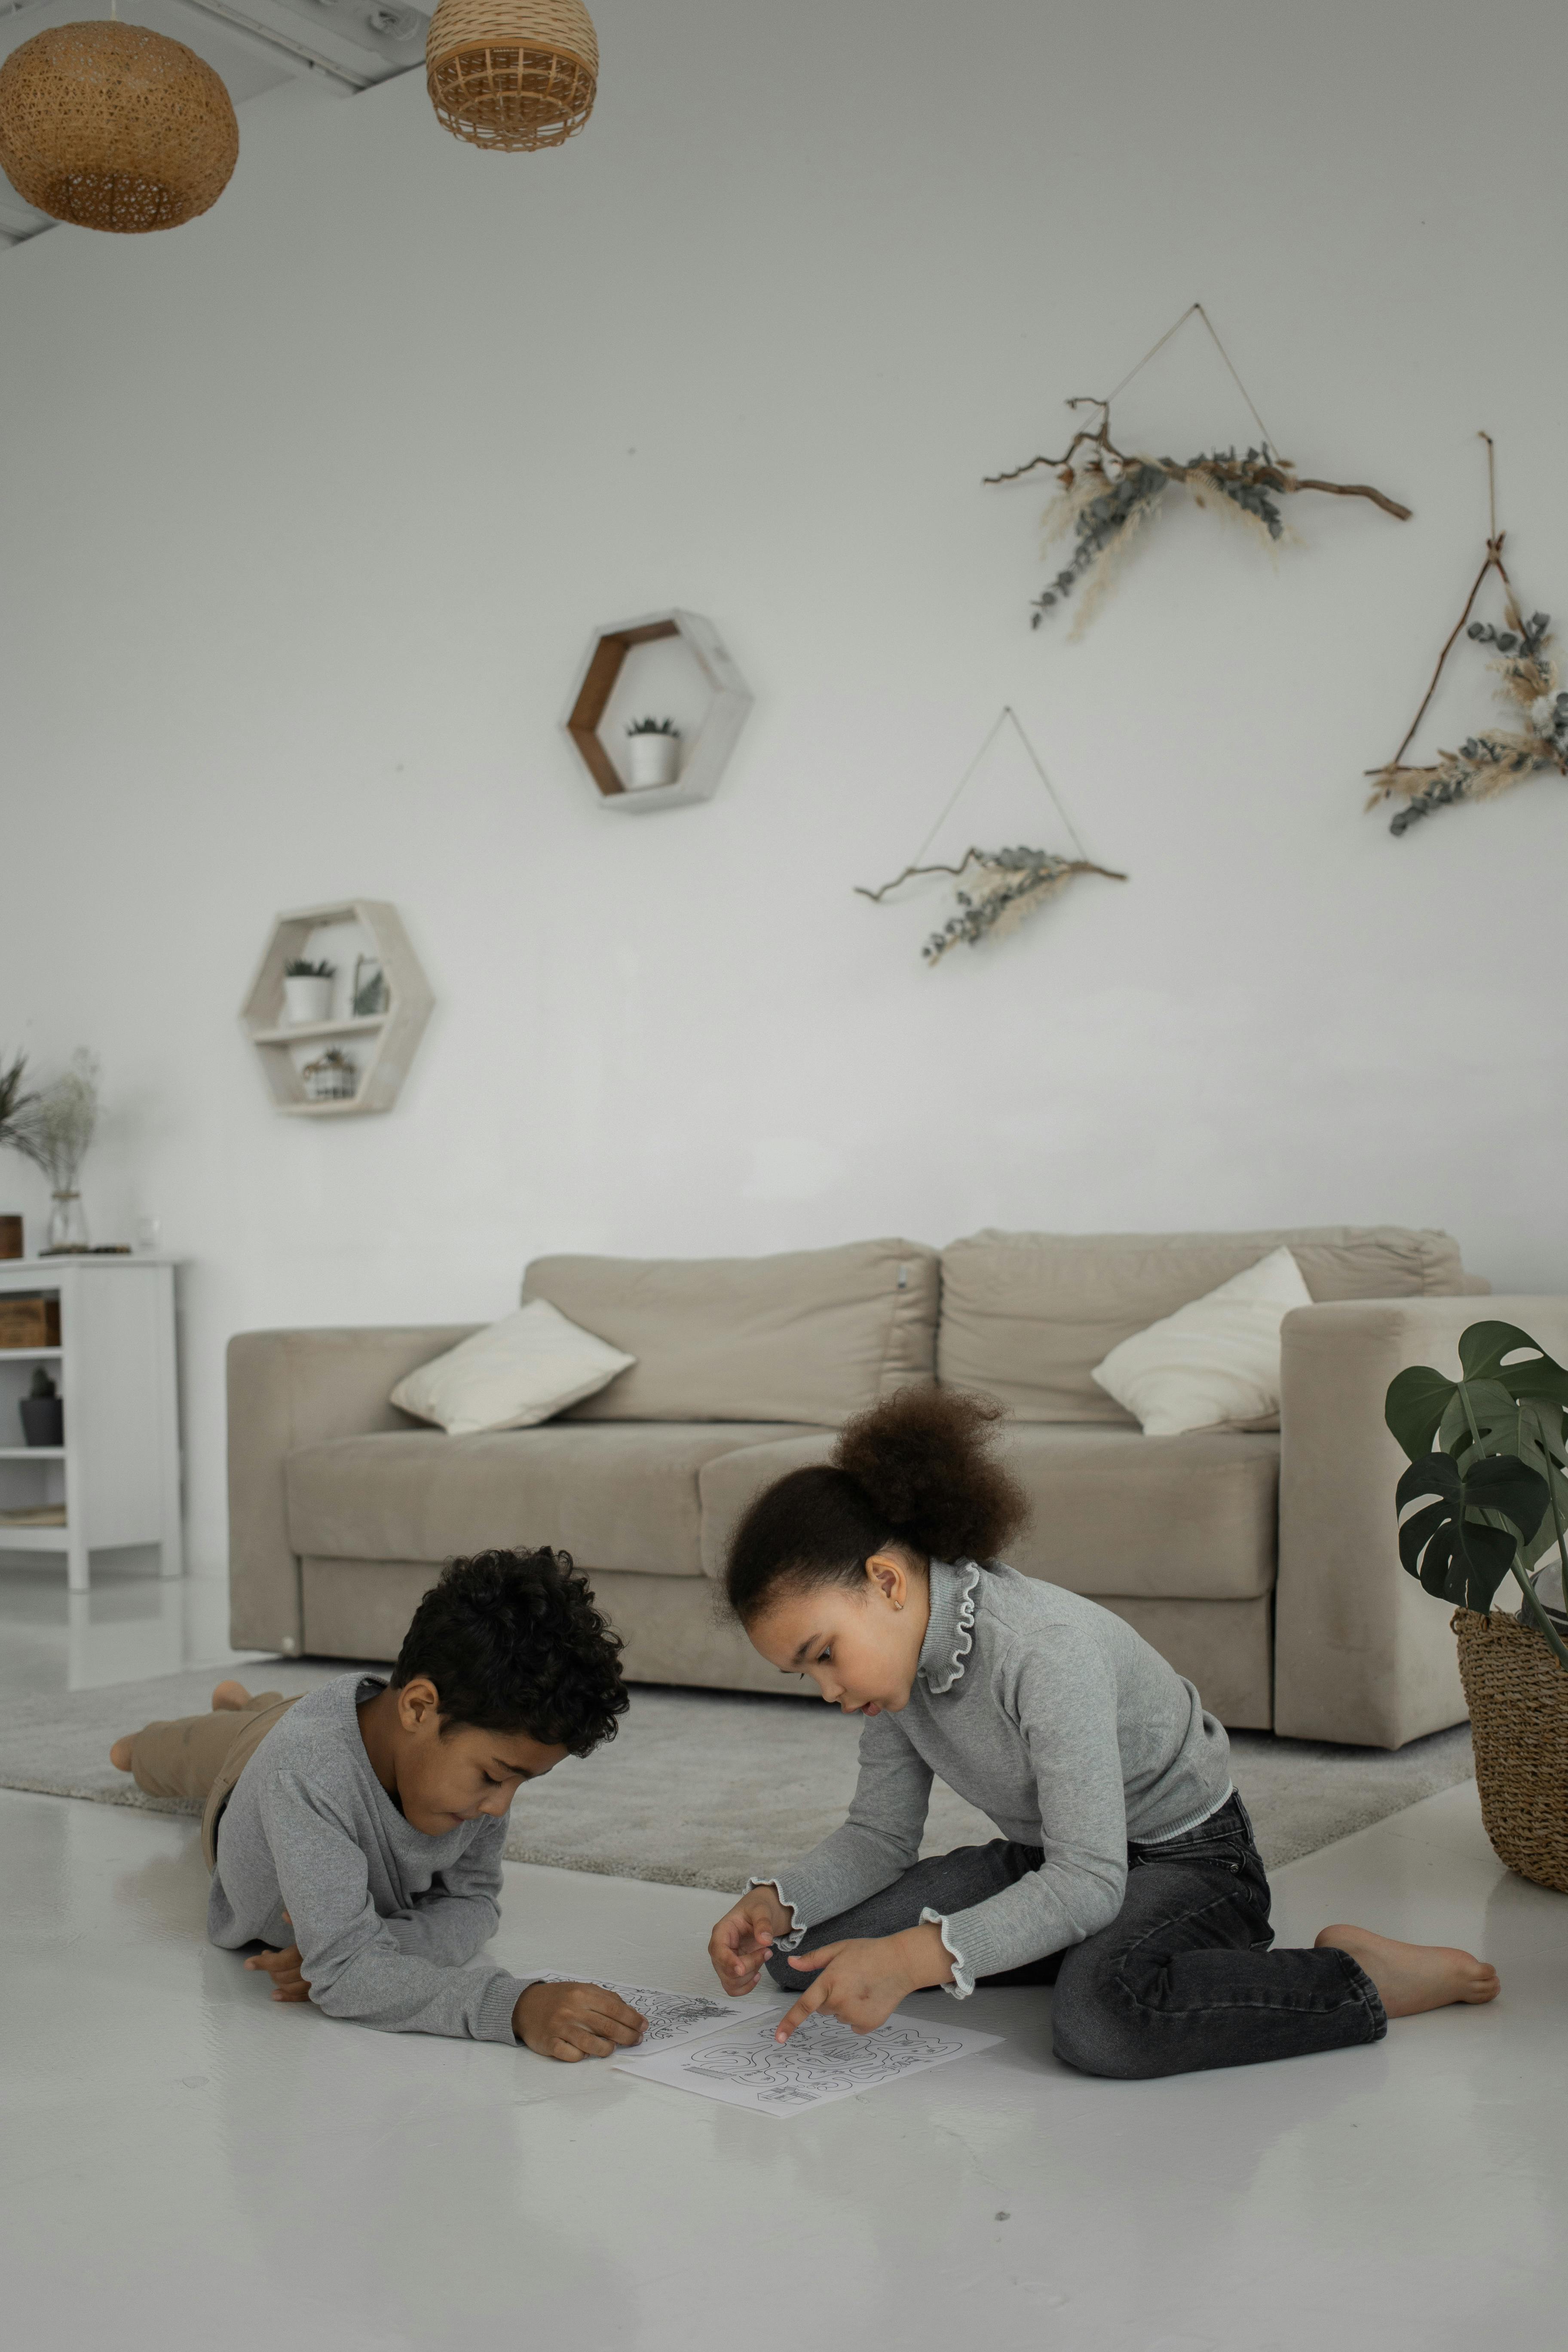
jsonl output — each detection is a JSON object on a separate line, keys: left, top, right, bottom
{"left": 1315, "top": 1923, "right": 1500, "bottom": 2017}
{"left": 210, "top": 1679, "right": 252, "bottom": 1712}
{"left": 110, "top": 1736, "right": 134, "bottom": 1773}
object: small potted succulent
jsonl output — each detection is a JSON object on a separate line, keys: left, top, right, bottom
{"left": 626, "top": 716, "right": 681, "bottom": 789}
{"left": 283, "top": 959, "right": 336, "bottom": 1025}
{"left": 19, "top": 1364, "right": 63, "bottom": 1447}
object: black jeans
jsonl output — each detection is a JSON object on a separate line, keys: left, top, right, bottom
{"left": 765, "top": 1795, "right": 1387, "bottom": 2080}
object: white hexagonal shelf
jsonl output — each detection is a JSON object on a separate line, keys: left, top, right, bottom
{"left": 563, "top": 608, "right": 753, "bottom": 813}
{"left": 240, "top": 900, "right": 434, "bottom": 1118}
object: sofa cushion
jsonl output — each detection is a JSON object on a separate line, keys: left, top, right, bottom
{"left": 286, "top": 1423, "right": 816, "bottom": 1577}
{"left": 696, "top": 1422, "right": 1275, "bottom": 1602}
{"left": 939, "top": 1225, "right": 1473, "bottom": 1424}
{"left": 698, "top": 1430, "right": 840, "bottom": 1579}
{"left": 999, "top": 1424, "right": 1279, "bottom": 1601}
{"left": 521, "top": 1240, "right": 939, "bottom": 1424}
{"left": 389, "top": 1301, "right": 637, "bottom": 1435}
{"left": 1091, "top": 1246, "right": 1312, "bottom": 1435}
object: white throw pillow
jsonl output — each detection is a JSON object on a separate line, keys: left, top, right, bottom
{"left": 390, "top": 1300, "right": 636, "bottom": 1437}
{"left": 1090, "top": 1246, "right": 1312, "bottom": 1437}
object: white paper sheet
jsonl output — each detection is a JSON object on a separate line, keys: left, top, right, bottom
{"left": 612, "top": 2006, "right": 1002, "bottom": 2118}
{"left": 524, "top": 1972, "right": 784, "bottom": 2055}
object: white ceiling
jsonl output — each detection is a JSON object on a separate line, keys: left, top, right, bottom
{"left": 0, "top": 0, "right": 427, "bottom": 245}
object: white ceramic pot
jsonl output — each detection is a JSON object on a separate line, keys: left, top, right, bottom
{"left": 628, "top": 732, "right": 680, "bottom": 788}
{"left": 283, "top": 975, "right": 334, "bottom": 1025}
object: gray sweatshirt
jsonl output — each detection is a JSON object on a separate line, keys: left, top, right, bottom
{"left": 765, "top": 1560, "right": 1232, "bottom": 1992}
{"left": 208, "top": 1673, "right": 536, "bottom": 2043}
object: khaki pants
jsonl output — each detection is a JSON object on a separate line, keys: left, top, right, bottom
{"left": 129, "top": 1692, "right": 302, "bottom": 1868}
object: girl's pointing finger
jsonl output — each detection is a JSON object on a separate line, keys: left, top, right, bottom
{"left": 775, "top": 1978, "right": 829, "bottom": 2042}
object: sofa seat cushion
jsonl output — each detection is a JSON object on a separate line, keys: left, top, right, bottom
{"left": 1001, "top": 1424, "right": 1279, "bottom": 1601}
{"left": 698, "top": 1430, "right": 842, "bottom": 1579}
{"left": 521, "top": 1239, "right": 939, "bottom": 1424}
{"left": 696, "top": 1424, "right": 1276, "bottom": 1603}
{"left": 939, "top": 1225, "right": 1474, "bottom": 1424}
{"left": 286, "top": 1423, "right": 818, "bottom": 1577}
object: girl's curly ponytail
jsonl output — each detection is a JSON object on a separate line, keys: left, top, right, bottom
{"left": 724, "top": 1387, "right": 1028, "bottom": 1625}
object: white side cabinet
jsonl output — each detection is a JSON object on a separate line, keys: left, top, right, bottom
{"left": 0, "top": 1257, "right": 182, "bottom": 1593}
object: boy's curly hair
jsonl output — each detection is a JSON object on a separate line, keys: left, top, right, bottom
{"left": 391, "top": 1548, "right": 627, "bottom": 1756}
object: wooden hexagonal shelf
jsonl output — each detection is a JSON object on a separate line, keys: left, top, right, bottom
{"left": 563, "top": 608, "right": 753, "bottom": 813}
{"left": 240, "top": 900, "right": 434, "bottom": 1118}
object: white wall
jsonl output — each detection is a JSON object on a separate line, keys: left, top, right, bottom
{"left": 1, "top": 0, "right": 1565, "bottom": 1577}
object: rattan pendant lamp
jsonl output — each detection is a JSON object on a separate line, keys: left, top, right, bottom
{"left": 426, "top": 0, "right": 598, "bottom": 152}
{"left": 0, "top": 13, "right": 238, "bottom": 234}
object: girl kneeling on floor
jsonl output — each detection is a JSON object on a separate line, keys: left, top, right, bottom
{"left": 707, "top": 1389, "right": 1498, "bottom": 2078}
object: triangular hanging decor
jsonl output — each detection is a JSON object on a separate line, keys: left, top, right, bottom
{"left": 988, "top": 305, "right": 1411, "bottom": 639}
{"left": 855, "top": 709, "right": 1127, "bottom": 965}
{"left": 1366, "top": 435, "right": 1568, "bottom": 835}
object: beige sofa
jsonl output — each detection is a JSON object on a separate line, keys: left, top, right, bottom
{"left": 228, "top": 1225, "right": 1547, "bottom": 1750}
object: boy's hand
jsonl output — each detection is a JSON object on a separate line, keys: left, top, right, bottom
{"left": 245, "top": 1943, "right": 312, "bottom": 2003}
{"left": 514, "top": 1980, "right": 646, "bottom": 2062}
{"left": 774, "top": 1924, "right": 951, "bottom": 2042}
{"left": 708, "top": 1886, "right": 791, "bottom": 1994}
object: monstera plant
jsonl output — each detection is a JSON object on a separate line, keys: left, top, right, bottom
{"left": 1385, "top": 1320, "right": 1568, "bottom": 1676}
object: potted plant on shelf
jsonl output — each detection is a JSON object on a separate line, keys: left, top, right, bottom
{"left": 1386, "top": 1317, "right": 1568, "bottom": 1892}
{"left": 19, "top": 1364, "right": 62, "bottom": 1448}
{"left": 283, "top": 959, "right": 336, "bottom": 1025}
{"left": 625, "top": 716, "right": 681, "bottom": 789}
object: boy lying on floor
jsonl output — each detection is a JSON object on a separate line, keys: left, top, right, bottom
{"left": 109, "top": 1547, "right": 648, "bottom": 2063}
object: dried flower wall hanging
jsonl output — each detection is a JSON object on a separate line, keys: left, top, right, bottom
{"left": 1366, "top": 434, "right": 1566, "bottom": 836}
{"left": 987, "top": 304, "right": 1411, "bottom": 638}
{"left": 855, "top": 707, "right": 1126, "bottom": 965}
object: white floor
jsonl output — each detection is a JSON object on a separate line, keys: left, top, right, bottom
{"left": 3, "top": 1574, "right": 1566, "bottom": 2351}
{"left": 0, "top": 1560, "right": 267, "bottom": 1699}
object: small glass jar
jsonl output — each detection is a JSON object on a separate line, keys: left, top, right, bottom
{"left": 45, "top": 1191, "right": 89, "bottom": 1253}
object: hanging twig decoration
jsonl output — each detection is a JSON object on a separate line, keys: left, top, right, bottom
{"left": 856, "top": 708, "right": 1127, "bottom": 965}
{"left": 986, "top": 305, "right": 1412, "bottom": 637}
{"left": 858, "top": 848, "right": 1127, "bottom": 965}
{"left": 1366, "top": 434, "right": 1568, "bottom": 836}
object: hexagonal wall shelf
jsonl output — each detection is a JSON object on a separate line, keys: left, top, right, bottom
{"left": 240, "top": 900, "right": 434, "bottom": 1118}
{"left": 563, "top": 608, "right": 753, "bottom": 813}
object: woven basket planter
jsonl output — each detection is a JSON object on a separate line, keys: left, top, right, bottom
{"left": 426, "top": 0, "right": 597, "bottom": 152}
{"left": 1453, "top": 1607, "right": 1568, "bottom": 1893}
{"left": 0, "top": 23, "right": 238, "bottom": 235}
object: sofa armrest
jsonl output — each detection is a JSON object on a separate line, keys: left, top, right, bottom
{"left": 1276, "top": 1295, "right": 1568, "bottom": 1746}
{"left": 227, "top": 1326, "right": 479, "bottom": 1653}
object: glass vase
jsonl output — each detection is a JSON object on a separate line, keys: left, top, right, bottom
{"left": 45, "top": 1191, "right": 89, "bottom": 1253}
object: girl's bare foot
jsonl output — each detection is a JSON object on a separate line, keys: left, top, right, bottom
{"left": 210, "top": 1679, "right": 252, "bottom": 1712}
{"left": 1315, "top": 1923, "right": 1499, "bottom": 2017}
{"left": 109, "top": 1736, "right": 134, "bottom": 1772}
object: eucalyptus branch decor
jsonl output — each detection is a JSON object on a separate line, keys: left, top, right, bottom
{"left": 1366, "top": 435, "right": 1566, "bottom": 836}
{"left": 986, "top": 304, "right": 1411, "bottom": 639}
{"left": 856, "top": 708, "right": 1127, "bottom": 965}
{"left": 859, "top": 847, "right": 1126, "bottom": 965}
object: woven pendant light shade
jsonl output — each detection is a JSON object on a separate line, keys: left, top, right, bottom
{"left": 426, "top": 0, "right": 597, "bottom": 153}
{"left": 0, "top": 21, "right": 238, "bottom": 235}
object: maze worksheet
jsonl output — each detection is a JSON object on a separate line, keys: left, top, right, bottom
{"left": 612, "top": 2006, "right": 1001, "bottom": 2118}
{"left": 526, "top": 1973, "right": 783, "bottom": 2055}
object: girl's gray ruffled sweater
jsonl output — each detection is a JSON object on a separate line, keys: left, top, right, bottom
{"left": 762, "top": 1560, "right": 1233, "bottom": 1993}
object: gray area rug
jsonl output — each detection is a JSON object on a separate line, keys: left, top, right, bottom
{"left": 0, "top": 1661, "right": 1474, "bottom": 1889}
